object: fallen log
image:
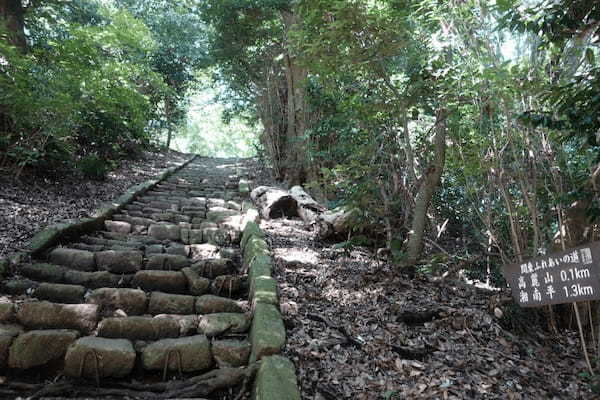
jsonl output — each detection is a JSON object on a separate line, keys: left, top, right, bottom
{"left": 316, "top": 207, "right": 357, "bottom": 239}
{"left": 289, "top": 186, "right": 326, "bottom": 225}
{"left": 250, "top": 186, "right": 298, "bottom": 219}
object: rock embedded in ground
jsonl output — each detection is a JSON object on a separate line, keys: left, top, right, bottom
{"left": 250, "top": 303, "right": 286, "bottom": 362}
{"left": 148, "top": 224, "right": 181, "bottom": 241}
{"left": 95, "top": 250, "right": 143, "bottom": 274}
{"left": 146, "top": 254, "right": 190, "bottom": 271}
{"left": 212, "top": 339, "right": 251, "bottom": 368}
{"left": 148, "top": 292, "right": 196, "bottom": 315}
{"left": 181, "top": 268, "right": 210, "bottom": 296}
{"left": 132, "top": 270, "right": 187, "bottom": 294}
{"left": 141, "top": 335, "right": 213, "bottom": 372}
{"left": 203, "top": 228, "right": 230, "bottom": 246}
{"left": 0, "top": 302, "right": 14, "bottom": 322}
{"left": 48, "top": 248, "right": 95, "bottom": 272}
{"left": 2, "top": 279, "right": 38, "bottom": 295}
{"left": 8, "top": 329, "right": 79, "bottom": 369}
{"left": 153, "top": 314, "right": 198, "bottom": 336}
{"left": 191, "top": 258, "right": 235, "bottom": 279}
{"left": 0, "top": 324, "right": 24, "bottom": 368}
{"left": 64, "top": 337, "right": 136, "bottom": 378}
{"left": 211, "top": 275, "right": 244, "bottom": 296}
{"left": 105, "top": 220, "right": 132, "bottom": 234}
{"left": 196, "top": 295, "right": 243, "bottom": 314}
{"left": 17, "top": 301, "right": 98, "bottom": 333}
{"left": 98, "top": 316, "right": 181, "bottom": 340}
{"left": 87, "top": 288, "right": 147, "bottom": 316}
{"left": 19, "top": 263, "right": 67, "bottom": 283}
{"left": 63, "top": 270, "right": 128, "bottom": 288}
{"left": 252, "top": 355, "right": 301, "bottom": 400}
{"left": 198, "top": 313, "right": 250, "bottom": 337}
{"left": 35, "top": 282, "right": 86, "bottom": 304}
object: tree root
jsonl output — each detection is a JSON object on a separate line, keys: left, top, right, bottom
{"left": 2, "top": 365, "right": 258, "bottom": 400}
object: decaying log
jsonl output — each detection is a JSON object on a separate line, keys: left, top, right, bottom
{"left": 316, "top": 207, "right": 357, "bottom": 239}
{"left": 289, "top": 185, "right": 326, "bottom": 224}
{"left": 250, "top": 186, "right": 298, "bottom": 219}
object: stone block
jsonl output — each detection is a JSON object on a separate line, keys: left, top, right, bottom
{"left": 87, "top": 288, "right": 147, "bottom": 316}
{"left": 49, "top": 248, "right": 95, "bottom": 271}
{"left": 212, "top": 339, "right": 250, "bottom": 368}
{"left": 17, "top": 301, "right": 98, "bottom": 333}
{"left": 252, "top": 356, "right": 301, "bottom": 400}
{"left": 250, "top": 303, "right": 285, "bottom": 362}
{"left": 142, "top": 335, "right": 212, "bottom": 372}
{"left": 8, "top": 329, "right": 79, "bottom": 369}
{"left": 95, "top": 250, "right": 143, "bottom": 274}
{"left": 105, "top": 220, "right": 132, "bottom": 234}
{"left": 148, "top": 224, "right": 181, "bottom": 241}
{"left": 181, "top": 268, "right": 210, "bottom": 296}
{"left": 35, "top": 283, "right": 86, "bottom": 304}
{"left": 64, "top": 337, "right": 136, "bottom": 378}
{"left": 148, "top": 292, "right": 195, "bottom": 315}
{"left": 146, "top": 254, "right": 190, "bottom": 271}
{"left": 198, "top": 313, "right": 250, "bottom": 338}
{"left": 132, "top": 270, "right": 187, "bottom": 294}
{"left": 98, "top": 317, "right": 180, "bottom": 340}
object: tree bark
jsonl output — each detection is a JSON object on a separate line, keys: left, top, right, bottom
{"left": 0, "top": 0, "right": 26, "bottom": 49}
{"left": 404, "top": 109, "right": 447, "bottom": 266}
{"left": 281, "top": 10, "right": 308, "bottom": 185}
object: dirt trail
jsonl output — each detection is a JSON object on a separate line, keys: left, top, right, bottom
{"left": 262, "top": 217, "right": 593, "bottom": 399}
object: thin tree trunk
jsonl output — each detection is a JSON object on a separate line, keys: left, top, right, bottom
{"left": 0, "top": 0, "right": 26, "bottom": 49}
{"left": 404, "top": 108, "right": 447, "bottom": 266}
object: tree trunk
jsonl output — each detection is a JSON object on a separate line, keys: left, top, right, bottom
{"left": 281, "top": 10, "right": 308, "bottom": 185}
{"left": 404, "top": 109, "right": 447, "bottom": 266}
{"left": 0, "top": 0, "right": 26, "bottom": 49}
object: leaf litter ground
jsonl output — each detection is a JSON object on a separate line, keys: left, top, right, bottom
{"left": 262, "top": 217, "right": 594, "bottom": 399}
{"left": 0, "top": 150, "right": 189, "bottom": 258}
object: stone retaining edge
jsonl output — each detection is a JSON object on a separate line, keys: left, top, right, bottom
{"left": 23, "top": 154, "right": 198, "bottom": 259}
{"left": 239, "top": 180, "right": 301, "bottom": 400}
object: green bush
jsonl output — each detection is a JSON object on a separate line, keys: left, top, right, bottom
{"left": 77, "top": 154, "right": 112, "bottom": 180}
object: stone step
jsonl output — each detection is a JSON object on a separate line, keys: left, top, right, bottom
{"left": 17, "top": 301, "right": 98, "bottom": 333}
{"left": 64, "top": 336, "right": 136, "bottom": 378}
{"left": 19, "top": 263, "right": 132, "bottom": 289}
{"left": 97, "top": 316, "right": 181, "bottom": 340}
{"left": 140, "top": 335, "right": 213, "bottom": 373}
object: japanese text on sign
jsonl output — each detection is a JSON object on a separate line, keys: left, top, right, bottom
{"left": 502, "top": 243, "right": 600, "bottom": 307}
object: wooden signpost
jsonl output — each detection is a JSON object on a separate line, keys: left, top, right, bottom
{"left": 503, "top": 242, "right": 600, "bottom": 375}
{"left": 502, "top": 242, "right": 600, "bottom": 307}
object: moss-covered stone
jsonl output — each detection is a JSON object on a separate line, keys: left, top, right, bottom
{"left": 239, "top": 179, "right": 251, "bottom": 195}
{"left": 241, "top": 222, "right": 264, "bottom": 249}
{"left": 141, "top": 335, "right": 212, "bottom": 372}
{"left": 19, "top": 263, "right": 66, "bottom": 283}
{"left": 251, "top": 276, "right": 278, "bottom": 306}
{"left": 198, "top": 313, "right": 250, "bottom": 337}
{"left": 250, "top": 303, "right": 285, "bottom": 362}
{"left": 248, "top": 254, "right": 273, "bottom": 282}
{"left": 252, "top": 356, "right": 301, "bottom": 400}
{"left": 8, "top": 329, "right": 79, "bottom": 369}
{"left": 243, "top": 237, "right": 269, "bottom": 268}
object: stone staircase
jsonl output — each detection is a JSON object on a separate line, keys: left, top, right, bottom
{"left": 0, "top": 158, "right": 256, "bottom": 386}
